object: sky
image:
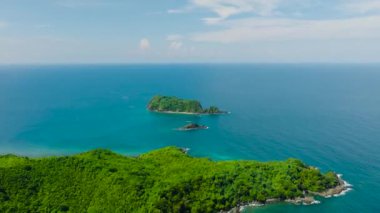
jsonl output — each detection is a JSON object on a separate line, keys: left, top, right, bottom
{"left": 0, "top": 0, "right": 380, "bottom": 63}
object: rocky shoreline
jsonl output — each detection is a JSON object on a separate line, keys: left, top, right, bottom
{"left": 224, "top": 174, "right": 352, "bottom": 213}
{"left": 149, "top": 109, "right": 228, "bottom": 115}
{"left": 312, "top": 174, "right": 352, "bottom": 198}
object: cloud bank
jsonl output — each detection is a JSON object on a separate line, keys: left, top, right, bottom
{"left": 192, "top": 16, "right": 380, "bottom": 43}
{"left": 344, "top": 0, "right": 380, "bottom": 14}
{"left": 166, "top": 0, "right": 380, "bottom": 43}
{"left": 170, "top": 0, "right": 281, "bottom": 24}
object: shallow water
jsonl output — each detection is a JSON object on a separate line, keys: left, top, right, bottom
{"left": 0, "top": 64, "right": 379, "bottom": 212}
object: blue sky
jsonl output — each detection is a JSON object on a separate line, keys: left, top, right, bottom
{"left": 0, "top": 0, "right": 380, "bottom": 63}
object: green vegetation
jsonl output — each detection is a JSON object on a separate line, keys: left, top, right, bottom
{"left": 0, "top": 147, "right": 339, "bottom": 212}
{"left": 147, "top": 95, "right": 223, "bottom": 114}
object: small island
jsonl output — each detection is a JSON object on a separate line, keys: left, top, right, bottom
{"left": 0, "top": 147, "right": 350, "bottom": 212}
{"left": 178, "top": 123, "right": 208, "bottom": 131}
{"left": 147, "top": 95, "right": 225, "bottom": 114}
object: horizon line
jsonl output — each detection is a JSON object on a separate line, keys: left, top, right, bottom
{"left": 1, "top": 62, "right": 380, "bottom": 66}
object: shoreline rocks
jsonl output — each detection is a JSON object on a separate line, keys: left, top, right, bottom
{"left": 311, "top": 174, "right": 352, "bottom": 198}
{"left": 149, "top": 109, "right": 228, "bottom": 115}
{"left": 224, "top": 174, "right": 352, "bottom": 213}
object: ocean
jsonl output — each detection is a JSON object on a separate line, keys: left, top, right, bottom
{"left": 0, "top": 64, "right": 379, "bottom": 212}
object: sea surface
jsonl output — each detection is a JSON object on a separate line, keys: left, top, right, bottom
{"left": 0, "top": 64, "right": 379, "bottom": 212}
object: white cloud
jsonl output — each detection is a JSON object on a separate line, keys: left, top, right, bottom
{"left": 170, "top": 0, "right": 380, "bottom": 45}
{"left": 169, "top": 41, "right": 183, "bottom": 50}
{"left": 167, "top": 3, "right": 196, "bottom": 14}
{"left": 167, "top": 7, "right": 192, "bottom": 14}
{"left": 344, "top": 0, "right": 380, "bottom": 14}
{"left": 192, "top": 16, "right": 380, "bottom": 43}
{"left": 56, "top": 0, "right": 106, "bottom": 8}
{"left": 170, "top": 0, "right": 281, "bottom": 24}
{"left": 139, "top": 38, "right": 150, "bottom": 50}
{"left": 166, "top": 34, "right": 184, "bottom": 50}
{"left": 166, "top": 34, "right": 183, "bottom": 41}
{"left": 167, "top": 9, "right": 182, "bottom": 14}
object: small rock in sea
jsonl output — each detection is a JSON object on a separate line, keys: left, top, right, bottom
{"left": 178, "top": 123, "right": 208, "bottom": 131}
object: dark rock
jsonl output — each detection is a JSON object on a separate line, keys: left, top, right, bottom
{"left": 178, "top": 123, "right": 208, "bottom": 131}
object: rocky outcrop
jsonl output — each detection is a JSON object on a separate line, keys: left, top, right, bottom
{"left": 178, "top": 123, "right": 208, "bottom": 131}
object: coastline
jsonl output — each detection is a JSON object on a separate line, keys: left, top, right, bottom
{"left": 312, "top": 174, "right": 353, "bottom": 198}
{"left": 148, "top": 109, "right": 228, "bottom": 115}
{"left": 225, "top": 174, "right": 352, "bottom": 213}
{"left": 1, "top": 146, "right": 353, "bottom": 212}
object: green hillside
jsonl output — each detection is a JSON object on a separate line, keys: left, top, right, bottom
{"left": 0, "top": 147, "right": 338, "bottom": 213}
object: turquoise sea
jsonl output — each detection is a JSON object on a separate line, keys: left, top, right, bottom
{"left": 0, "top": 64, "right": 379, "bottom": 212}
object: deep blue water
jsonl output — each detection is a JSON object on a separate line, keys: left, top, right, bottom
{"left": 0, "top": 64, "right": 379, "bottom": 212}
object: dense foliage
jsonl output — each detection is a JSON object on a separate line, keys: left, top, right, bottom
{"left": 0, "top": 147, "right": 338, "bottom": 213}
{"left": 147, "top": 95, "right": 222, "bottom": 114}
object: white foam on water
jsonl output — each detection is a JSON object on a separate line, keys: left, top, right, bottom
{"left": 334, "top": 174, "right": 353, "bottom": 197}
{"left": 339, "top": 174, "right": 353, "bottom": 187}
{"left": 304, "top": 200, "right": 321, "bottom": 205}
{"left": 344, "top": 181, "right": 353, "bottom": 187}
{"left": 333, "top": 188, "right": 353, "bottom": 197}
{"left": 238, "top": 202, "right": 264, "bottom": 212}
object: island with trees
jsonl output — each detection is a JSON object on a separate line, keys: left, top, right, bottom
{"left": 147, "top": 95, "right": 225, "bottom": 114}
{"left": 0, "top": 147, "right": 349, "bottom": 212}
